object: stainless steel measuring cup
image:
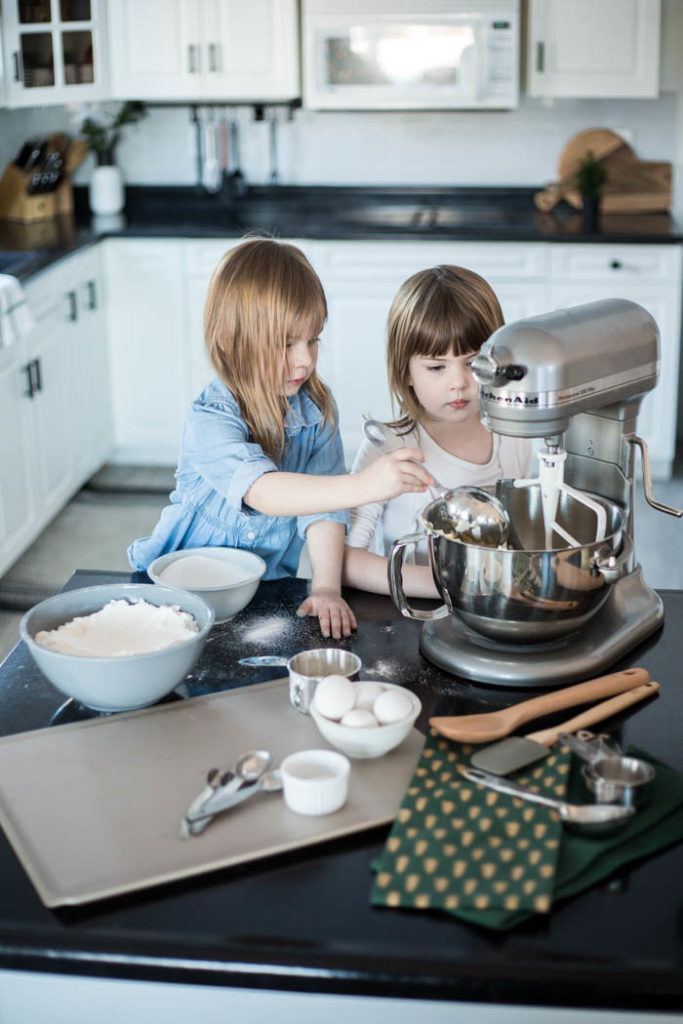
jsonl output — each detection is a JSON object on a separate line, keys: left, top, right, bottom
{"left": 239, "top": 649, "right": 362, "bottom": 714}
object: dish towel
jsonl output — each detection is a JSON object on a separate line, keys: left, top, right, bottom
{"left": 371, "top": 731, "right": 683, "bottom": 930}
{"left": 0, "top": 273, "right": 34, "bottom": 351}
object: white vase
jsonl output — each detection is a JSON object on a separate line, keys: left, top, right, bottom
{"left": 88, "top": 165, "right": 125, "bottom": 216}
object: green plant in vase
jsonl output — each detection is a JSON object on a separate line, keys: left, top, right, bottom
{"left": 575, "top": 150, "right": 608, "bottom": 231}
{"left": 79, "top": 101, "right": 147, "bottom": 217}
{"left": 79, "top": 100, "right": 147, "bottom": 166}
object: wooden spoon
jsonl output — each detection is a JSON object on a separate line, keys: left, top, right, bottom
{"left": 429, "top": 667, "right": 650, "bottom": 743}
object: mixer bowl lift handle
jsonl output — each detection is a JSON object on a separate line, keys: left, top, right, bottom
{"left": 388, "top": 533, "right": 450, "bottom": 622}
{"left": 626, "top": 434, "right": 683, "bottom": 519}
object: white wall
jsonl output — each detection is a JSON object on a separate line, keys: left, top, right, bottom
{"left": 0, "top": 93, "right": 678, "bottom": 199}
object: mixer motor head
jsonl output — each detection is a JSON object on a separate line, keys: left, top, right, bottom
{"left": 471, "top": 298, "right": 659, "bottom": 439}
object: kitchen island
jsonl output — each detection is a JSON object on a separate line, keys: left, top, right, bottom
{"left": 1, "top": 570, "right": 683, "bottom": 1022}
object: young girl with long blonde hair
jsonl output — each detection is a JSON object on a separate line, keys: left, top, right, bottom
{"left": 129, "top": 238, "right": 432, "bottom": 638}
{"left": 343, "top": 264, "right": 533, "bottom": 596}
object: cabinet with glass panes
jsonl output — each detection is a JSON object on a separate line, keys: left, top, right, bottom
{"left": 1, "top": 0, "right": 108, "bottom": 105}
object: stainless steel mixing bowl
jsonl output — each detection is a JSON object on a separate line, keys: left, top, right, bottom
{"left": 389, "top": 483, "right": 630, "bottom": 643}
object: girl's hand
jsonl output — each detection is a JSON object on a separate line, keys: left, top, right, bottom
{"left": 297, "top": 588, "right": 357, "bottom": 640}
{"left": 358, "top": 448, "right": 434, "bottom": 503}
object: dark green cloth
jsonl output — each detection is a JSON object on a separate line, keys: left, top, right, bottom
{"left": 371, "top": 732, "right": 683, "bottom": 931}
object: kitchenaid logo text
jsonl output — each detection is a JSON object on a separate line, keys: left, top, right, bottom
{"left": 480, "top": 389, "right": 539, "bottom": 406}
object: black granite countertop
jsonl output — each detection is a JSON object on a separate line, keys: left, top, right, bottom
{"left": 2, "top": 185, "right": 682, "bottom": 283}
{"left": 1, "top": 569, "right": 683, "bottom": 1013}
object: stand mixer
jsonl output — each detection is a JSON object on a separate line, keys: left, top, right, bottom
{"left": 389, "top": 298, "right": 682, "bottom": 688}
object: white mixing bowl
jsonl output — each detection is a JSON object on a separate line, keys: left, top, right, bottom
{"left": 147, "top": 547, "right": 266, "bottom": 623}
{"left": 20, "top": 583, "right": 214, "bottom": 712}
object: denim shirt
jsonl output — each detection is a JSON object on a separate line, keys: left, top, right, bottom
{"left": 128, "top": 378, "right": 349, "bottom": 578}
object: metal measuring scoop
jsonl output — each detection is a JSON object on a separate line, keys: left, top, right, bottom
{"left": 439, "top": 486, "right": 510, "bottom": 548}
{"left": 459, "top": 765, "right": 635, "bottom": 836}
{"left": 362, "top": 417, "right": 511, "bottom": 547}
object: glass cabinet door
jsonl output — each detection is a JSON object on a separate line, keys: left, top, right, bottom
{"left": 4, "top": 0, "right": 104, "bottom": 104}
{"left": 18, "top": 0, "right": 52, "bottom": 23}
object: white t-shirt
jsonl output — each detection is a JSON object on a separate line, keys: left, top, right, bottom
{"left": 346, "top": 422, "right": 533, "bottom": 564}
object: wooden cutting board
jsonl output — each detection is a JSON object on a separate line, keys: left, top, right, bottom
{"left": 0, "top": 678, "right": 424, "bottom": 908}
{"left": 535, "top": 127, "right": 672, "bottom": 214}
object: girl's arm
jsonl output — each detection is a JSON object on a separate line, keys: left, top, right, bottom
{"left": 297, "top": 520, "right": 357, "bottom": 639}
{"left": 244, "top": 448, "right": 433, "bottom": 516}
{"left": 342, "top": 545, "right": 439, "bottom": 598}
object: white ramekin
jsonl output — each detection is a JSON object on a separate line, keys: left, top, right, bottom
{"left": 280, "top": 749, "right": 351, "bottom": 816}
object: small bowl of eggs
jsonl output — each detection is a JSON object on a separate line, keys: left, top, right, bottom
{"left": 310, "top": 676, "right": 421, "bottom": 759}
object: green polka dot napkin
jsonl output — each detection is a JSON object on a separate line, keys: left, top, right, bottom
{"left": 371, "top": 734, "right": 683, "bottom": 930}
{"left": 371, "top": 730, "right": 570, "bottom": 919}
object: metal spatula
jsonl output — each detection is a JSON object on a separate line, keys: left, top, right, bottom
{"left": 469, "top": 680, "right": 659, "bottom": 776}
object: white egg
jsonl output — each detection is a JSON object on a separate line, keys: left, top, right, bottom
{"left": 314, "top": 674, "right": 356, "bottom": 721}
{"left": 374, "top": 688, "right": 414, "bottom": 725}
{"left": 341, "top": 707, "right": 378, "bottom": 729}
{"left": 353, "top": 680, "right": 385, "bottom": 710}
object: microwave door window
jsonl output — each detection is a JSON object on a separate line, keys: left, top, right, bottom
{"left": 317, "top": 23, "right": 479, "bottom": 101}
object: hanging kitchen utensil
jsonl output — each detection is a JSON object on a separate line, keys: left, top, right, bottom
{"left": 226, "top": 114, "right": 246, "bottom": 198}
{"left": 429, "top": 666, "right": 650, "bottom": 743}
{"left": 469, "top": 680, "right": 659, "bottom": 775}
{"left": 201, "top": 108, "right": 222, "bottom": 193}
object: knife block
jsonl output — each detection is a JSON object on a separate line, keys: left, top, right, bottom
{"left": 0, "top": 161, "right": 71, "bottom": 222}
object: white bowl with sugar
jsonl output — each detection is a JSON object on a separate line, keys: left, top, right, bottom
{"left": 147, "top": 547, "right": 266, "bottom": 623}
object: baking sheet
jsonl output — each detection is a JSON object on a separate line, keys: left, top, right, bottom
{"left": 0, "top": 678, "right": 424, "bottom": 907}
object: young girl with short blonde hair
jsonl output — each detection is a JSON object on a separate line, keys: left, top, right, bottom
{"left": 130, "top": 238, "right": 431, "bottom": 638}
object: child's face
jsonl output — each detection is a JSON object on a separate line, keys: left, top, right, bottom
{"left": 407, "top": 350, "right": 480, "bottom": 425}
{"left": 283, "top": 324, "right": 319, "bottom": 396}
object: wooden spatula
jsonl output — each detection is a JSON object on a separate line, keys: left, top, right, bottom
{"left": 429, "top": 667, "right": 650, "bottom": 743}
{"left": 469, "top": 680, "right": 659, "bottom": 776}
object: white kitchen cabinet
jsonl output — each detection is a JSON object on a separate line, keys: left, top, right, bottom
{"left": 547, "top": 244, "right": 682, "bottom": 479}
{"left": 0, "top": 247, "right": 112, "bottom": 577}
{"left": 1, "top": 0, "right": 108, "bottom": 107}
{"left": 526, "top": 0, "right": 661, "bottom": 98}
{"left": 103, "top": 238, "right": 187, "bottom": 464}
{"left": 182, "top": 239, "right": 240, "bottom": 403}
{"left": 107, "top": 0, "right": 299, "bottom": 102}
{"left": 0, "top": 335, "right": 37, "bottom": 574}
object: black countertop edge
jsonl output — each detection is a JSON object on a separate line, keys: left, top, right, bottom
{"left": 2, "top": 945, "right": 682, "bottom": 1012}
{"left": 2, "top": 183, "right": 682, "bottom": 284}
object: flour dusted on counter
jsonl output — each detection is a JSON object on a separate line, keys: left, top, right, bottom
{"left": 34, "top": 599, "right": 199, "bottom": 657}
{"left": 158, "top": 554, "right": 253, "bottom": 590}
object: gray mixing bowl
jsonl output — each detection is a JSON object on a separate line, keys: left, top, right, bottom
{"left": 20, "top": 583, "right": 214, "bottom": 712}
{"left": 147, "top": 547, "right": 266, "bottom": 623}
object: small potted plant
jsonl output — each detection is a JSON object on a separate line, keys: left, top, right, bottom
{"left": 79, "top": 101, "right": 147, "bottom": 216}
{"left": 575, "top": 150, "right": 607, "bottom": 231}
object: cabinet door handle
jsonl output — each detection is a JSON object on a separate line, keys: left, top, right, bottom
{"left": 86, "top": 279, "right": 97, "bottom": 310}
{"left": 13, "top": 51, "right": 23, "bottom": 83}
{"left": 67, "top": 290, "right": 78, "bottom": 322}
{"left": 23, "top": 361, "right": 35, "bottom": 399}
{"left": 208, "top": 42, "right": 220, "bottom": 73}
{"left": 536, "top": 41, "right": 545, "bottom": 73}
{"left": 33, "top": 358, "right": 42, "bottom": 393}
{"left": 188, "top": 44, "right": 200, "bottom": 74}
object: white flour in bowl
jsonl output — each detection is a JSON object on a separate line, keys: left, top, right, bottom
{"left": 34, "top": 599, "right": 199, "bottom": 658}
{"left": 158, "top": 554, "right": 253, "bottom": 590}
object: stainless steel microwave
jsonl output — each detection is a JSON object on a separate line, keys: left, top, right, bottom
{"left": 302, "top": 0, "right": 520, "bottom": 110}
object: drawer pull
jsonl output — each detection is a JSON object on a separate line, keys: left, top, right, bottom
{"left": 610, "top": 260, "right": 623, "bottom": 270}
